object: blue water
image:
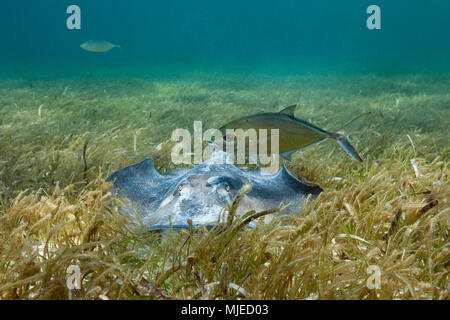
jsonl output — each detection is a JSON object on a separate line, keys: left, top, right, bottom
{"left": 1, "top": 1, "right": 449, "bottom": 78}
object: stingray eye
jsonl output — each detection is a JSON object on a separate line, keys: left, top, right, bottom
{"left": 206, "top": 176, "right": 242, "bottom": 193}
{"left": 174, "top": 183, "right": 186, "bottom": 196}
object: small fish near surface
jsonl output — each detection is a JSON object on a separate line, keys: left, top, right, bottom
{"left": 220, "top": 105, "right": 370, "bottom": 162}
{"left": 80, "top": 40, "right": 124, "bottom": 53}
{"left": 106, "top": 154, "right": 322, "bottom": 230}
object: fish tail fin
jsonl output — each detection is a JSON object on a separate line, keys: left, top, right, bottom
{"left": 117, "top": 40, "right": 127, "bottom": 53}
{"left": 332, "top": 112, "right": 371, "bottom": 162}
{"left": 335, "top": 136, "right": 363, "bottom": 162}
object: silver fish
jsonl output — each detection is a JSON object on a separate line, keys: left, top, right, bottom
{"left": 220, "top": 105, "right": 370, "bottom": 162}
{"left": 80, "top": 40, "right": 123, "bottom": 53}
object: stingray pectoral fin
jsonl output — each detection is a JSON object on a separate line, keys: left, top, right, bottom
{"left": 106, "top": 158, "right": 162, "bottom": 186}
{"left": 277, "top": 164, "right": 323, "bottom": 195}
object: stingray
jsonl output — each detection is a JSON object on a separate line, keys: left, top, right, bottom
{"left": 106, "top": 156, "right": 322, "bottom": 230}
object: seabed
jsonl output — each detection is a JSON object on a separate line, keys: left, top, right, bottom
{"left": 0, "top": 72, "right": 448, "bottom": 299}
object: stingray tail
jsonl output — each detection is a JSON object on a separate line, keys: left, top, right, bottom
{"left": 332, "top": 112, "right": 370, "bottom": 162}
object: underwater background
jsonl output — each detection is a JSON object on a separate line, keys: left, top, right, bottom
{"left": 1, "top": 0, "right": 450, "bottom": 78}
{"left": 0, "top": 1, "right": 449, "bottom": 300}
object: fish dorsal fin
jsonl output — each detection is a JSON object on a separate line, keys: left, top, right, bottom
{"left": 279, "top": 104, "right": 297, "bottom": 116}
